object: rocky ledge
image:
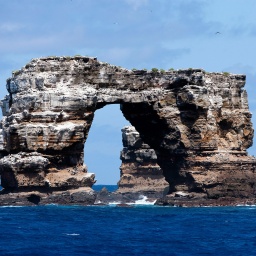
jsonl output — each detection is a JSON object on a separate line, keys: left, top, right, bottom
{"left": 0, "top": 56, "right": 255, "bottom": 206}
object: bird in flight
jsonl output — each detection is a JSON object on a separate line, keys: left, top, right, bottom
{"left": 215, "top": 32, "right": 221, "bottom": 34}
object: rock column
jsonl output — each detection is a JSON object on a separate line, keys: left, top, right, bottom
{"left": 118, "top": 126, "right": 169, "bottom": 194}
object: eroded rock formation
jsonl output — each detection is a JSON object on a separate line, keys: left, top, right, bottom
{"left": 118, "top": 126, "right": 169, "bottom": 193}
{"left": 0, "top": 56, "right": 255, "bottom": 206}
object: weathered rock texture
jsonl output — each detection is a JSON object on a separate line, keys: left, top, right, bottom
{"left": 118, "top": 126, "right": 169, "bottom": 193}
{"left": 0, "top": 56, "right": 255, "bottom": 206}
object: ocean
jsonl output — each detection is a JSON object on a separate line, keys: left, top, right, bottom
{"left": 0, "top": 185, "right": 255, "bottom": 256}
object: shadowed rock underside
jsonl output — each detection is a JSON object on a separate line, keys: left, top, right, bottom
{"left": 0, "top": 56, "right": 255, "bottom": 206}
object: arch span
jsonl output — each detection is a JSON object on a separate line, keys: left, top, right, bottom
{"left": 0, "top": 56, "right": 255, "bottom": 205}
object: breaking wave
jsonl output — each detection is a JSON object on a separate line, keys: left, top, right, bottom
{"left": 107, "top": 195, "right": 156, "bottom": 206}
{"left": 132, "top": 195, "right": 156, "bottom": 205}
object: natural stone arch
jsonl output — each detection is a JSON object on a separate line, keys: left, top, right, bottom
{"left": 0, "top": 56, "right": 255, "bottom": 206}
{"left": 91, "top": 101, "right": 180, "bottom": 192}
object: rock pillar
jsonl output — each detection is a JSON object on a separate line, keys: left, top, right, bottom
{"left": 118, "top": 126, "right": 169, "bottom": 193}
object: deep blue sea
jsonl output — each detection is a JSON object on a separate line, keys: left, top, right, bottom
{"left": 0, "top": 185, "right": 256, "bottom": 256}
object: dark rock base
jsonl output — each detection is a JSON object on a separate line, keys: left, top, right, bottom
{"left": 0, "top": 187, "right": 164, "bottom": 206}
{"left": 94, "top": 188, "right": 165, "bottom": 205}
{"left": 1, "top": 187, "right": 255, "bottom": 207}
{"left": 0, "top": 188, "right": 97, "bottom": 206}
{"left": 155, "top": 196, "right": 256, "bottom": 207}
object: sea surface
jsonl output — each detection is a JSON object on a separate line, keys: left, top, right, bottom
{"left": 0, "top": 185, "right": 256, "bottom": 256}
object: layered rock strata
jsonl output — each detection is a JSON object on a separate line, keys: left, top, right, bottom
{"left": 118, "top": 126, "right": 169, "bottom": 194}
{"left": 0, "top": 56, "right": 255, "bottom": 206}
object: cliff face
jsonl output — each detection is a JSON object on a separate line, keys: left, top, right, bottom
{"left": 0, "top": 56, "right": 255, "bottom": 205}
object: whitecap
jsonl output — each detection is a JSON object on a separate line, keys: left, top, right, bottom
{"left": 130, "top": 195, "right": 156, "bottom": 206}
{"left": 108, "top": 201, "right": 121, "bottom": 206}
{"left": 236, "top": 204, "right": 256, "bottom": 207}
{"left": 64, "top": 233, "right": 80, "bottom": 236}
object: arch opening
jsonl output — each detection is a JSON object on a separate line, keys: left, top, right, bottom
{"left": 84, "top": 104, "right": 130, "bottom": 188}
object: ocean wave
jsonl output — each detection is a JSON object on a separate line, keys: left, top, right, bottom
{"left": 236, "top": 204, "right": 256, "bottom": 207}
{"left": 108, "top": 201, "right": 122, "bottom": 206}
{"left": 106, "top": 195, "right": 157, "bottom": 206}
{"left": 131, "top": 195, "right": 156, "bottom": 205}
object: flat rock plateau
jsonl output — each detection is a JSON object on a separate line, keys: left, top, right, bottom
{"left": 0, "top": 56, "right": 256, "bottom": 206}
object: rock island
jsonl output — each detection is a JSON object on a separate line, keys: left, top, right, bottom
{"left": 0, "top": 56, "right": 255, "bottom": 206}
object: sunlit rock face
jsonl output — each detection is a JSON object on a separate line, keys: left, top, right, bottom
{"left": 0, "top": 56, "right": 255, "bottom": 205}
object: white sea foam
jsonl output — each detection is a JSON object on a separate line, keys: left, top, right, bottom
{"left": 64, "top": 233, "right": 80, "bottom": 236}
{"left": 130, "top": 195, "right": 156, "bottom": 206}
{"left": 107, "top": 195, "right": 156, "bottom": 206}
{"left": 236, "top": 204, "right": 256, "bottom": 207}
{"left": 108, "top": 201, "right": 121, "bottom": 206}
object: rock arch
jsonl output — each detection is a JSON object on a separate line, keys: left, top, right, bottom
{"left": 0, "top": 56, "right": 256, "bottom": 205}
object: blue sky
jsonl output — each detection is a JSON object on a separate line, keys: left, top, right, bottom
{"left": 1, "top": 0, "right": 256, "bottom": 184}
